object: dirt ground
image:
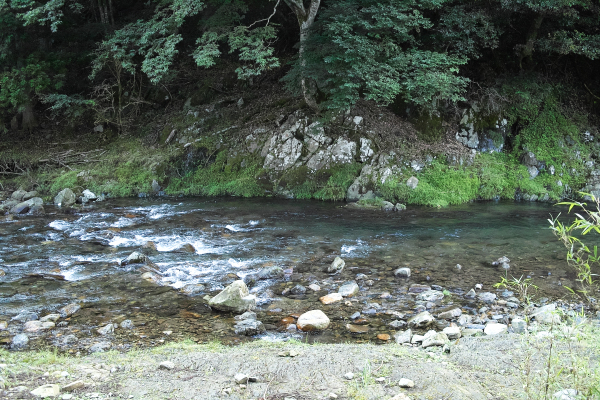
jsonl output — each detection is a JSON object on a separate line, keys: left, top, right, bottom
{"left": 2, "top": 334, "right": 534, "bottom": 400}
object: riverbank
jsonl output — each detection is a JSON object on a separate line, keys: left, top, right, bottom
{"left": 2, "top": 319, "right": 600, "bottom": 400}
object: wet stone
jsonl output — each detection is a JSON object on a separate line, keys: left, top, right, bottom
{"left": 11, "top": 333, "right": 29, "bottom": 349}
{"left": 478, "top": 292, "right": 497, "bottom": 302}
{"left": 59, "top": 303, "right": 81, "bottom": 318}
{"left": 328, "top": 257, "right": 345, "bottom": 274}
{"left": 408, "top": 311, "right": 434, "bottom": 328}
{"left": 290, "top": 284, "right": 307, "bottom": 295}
{"left": 40, "top": 314, "right": 61, "bottom": 322}
{"left": 394, "top": 268, "right": 411, "bottom": 278}
{"left": 350, "top": 312, "right": 361, "bottom": 320}
{"left": 346, "top": 324, "right": 369, "bottom": 334}
{"left": 297, "top": 310, "right": 330, "bottom": 331}
{"left": 12, "top": 311, "right": 38, "bottom": 322}
{"left": 394, "top": 329, "right": 412, "bottom": 344}
{"left": 409, "top": 284, "right": 431, "bottom": 293}
{"left": 389, "top": 320, "right": 407, "bottom": 329}
{"left": 338, "top": 281, "right": 359, "bottom": 297}
{"left": 320, "top": 293, "right": 343, "bottom": 305}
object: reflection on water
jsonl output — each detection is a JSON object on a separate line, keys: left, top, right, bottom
{"left": 0, "top": 198, "right": 577, "bottom": 346}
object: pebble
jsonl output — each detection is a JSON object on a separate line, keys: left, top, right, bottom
{"left": 350, "top": 312, "right": 361, "bottom": 320}
{"left": 377, "top": 333, "right": 391, "bottom": 341}
{"left": 344, "top": 372, "right": 354, "bottom": 380}
{"left": 398, "top": 378, "right": 415, "bottom": 388}
{"left": 338, "top": 281, "right": 359, "bottom": 297}
{"left": 346, "top": 324, "right": 369, "bottom": 334}
{"left": 120, "top": 320, "right": 135, "bottom": 329}
{"left": 478, "top": 292, "right": 497, "bottom": 302}
{"left": 484, "top": 323, "right": 507, "bottom": 335}
{"left": 320, "top": 293, "right": 343, "bottom": 305}
{"left": 97, "top": 324, "right": 114, "bottom": 335}
{"left": 475, "top": 284, "right": 483, "bottom": 290}
{"left": 159, "top": 361, "right": 175, "bottom": 370}
{"left": 234, "top": 373, "right": 249, "bottom": 384}
{"left": 308, "top": 283, "right": 321, "bottom": 292}
{"left": 465, "top": 289, "right": 476, "bottom": 298}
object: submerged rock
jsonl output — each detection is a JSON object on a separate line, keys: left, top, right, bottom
{"left": 208, "top": 280, "right": 256, "bottom": 313}
{"left": 338, "top": 281, "right": 359, "bottom": 297}
{"left": 327, "top": 257, "right": 345, "bottom": 273}
{"left": 297, "top": 310, "right": 330, "bottom": 331}
{"left": 59, "top": 303, "right": 81, "bottom": 318}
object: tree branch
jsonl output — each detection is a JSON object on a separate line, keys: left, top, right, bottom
{"left": 248, "top": 0, "right": 281, "bottom": 28}
{"left": 283, "top": 0, "right": 307, "bottom": 21}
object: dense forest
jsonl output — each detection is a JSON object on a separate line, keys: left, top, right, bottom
{"left": 0, "top": 0, "right": 600, "bottom": 205}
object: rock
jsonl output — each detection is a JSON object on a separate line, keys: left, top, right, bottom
{"left": 465, "top": 288, "right": 476, "bottom": 298}
{"left": 377, "top": 333, "right": 391, "bottom": 341}
{"left": 398, "top": 378, "right": 415, "bottom": 388}
{"left": 553, "top": 389, "right": 578, "bottom": 400}
{"left": 389, "top": 320, "right": 407, "bottom": 329}
{"left": 288, "top": 284, "right": 306, "bottom": 295}
{"left": 422, "top": 332, "right": 449, "bottom": 348}
{"left": 235, "top": 311, "right": 257, "bottom": 321}
{"left": 120, "top": 320, "right": 135, "bottom": 329}
{"left": 181, "top": 284, "right": 205, "bottom": 296}
{"left": 394, "top": 267, "right": 411, "bottom": 278}
{"left": 11, "top": 333, "right": 29, "bottom": 349}
{"left": 443, "top": 326, "right": 461, "bottom": 340}
{"left": 257, "top": 266, "right": 284, "bottom": 280}
{"left": 59, "top": 303, "right": 81, "bottom": 318}
{"left": 491, "top": 256, "right": 510, "bottom": 270}
{"left": 62, "top": 380, "right": 85, "bottom": 392}
{"left": 24, "top": 320, "right": 53, "bottom": 332}
{"left": 328, "top": 257, "right": 345, "bottom": 273}
{"left": 530, "top": 303, "right": 561, "bottom": 324}
{"left": 521, "top": 151, "right": 538, "bottom": 167}
{"left": 406, "top": 177, "right": 419, "bottom": 189}
{"left": 89, "top": 342, "right": 111, "bottom": 353}
{"left": 159, "top": 361, "right": 175, "bottom": 370}
{"left": 30, "top": 384, "right": 60, "bottom": 398}
{"left": 394, "top": 329, "right": 412, "bottom": 344}
{"left": 320, "top": 293, "right": 343, "bottom": 304}
{"left": 477, "top": 292, "right": 497, "bottom": 302}
{"left": 417, "top": 290, "right": 444, "bottom": 302}
{"left": 344, "top": 372, "right": 354, "bottom": 380}
{"left": 234, "top": 373, "right": 249, "bottom": 384}
{"left": 40, "top": 314, "right": 61, "bottom": 323}
{"left": 408, "top": 311, "right": 434, "bottom": 328}
{"left": 234, "top": 319, "right": 266, "bottom": 336}
{"left": 54, "top": 188, "right": 76, "bottom": 207}
{"left": 338, "top": 281, "right": 359, "bottom": 297}
{"left": 381, "top": 201, "right": 395, "bottom": 211}
{"left": 511, "top": 318, "right": 527, "bottom": 333}
{"left": 123, "top": 251, "right": 147, "bottom": 265}
{"left": 438, "top": 308, "right": 462, "bottom": 319}
{"left": 151, "top": 180, "right": 161, "bottom": 193}
{"left": 0, "top": 320, "right": 7, "bottom": 330}
{"left": 11, "top": 189, "right": 27, "bottom": 201}
{"left": 353, "top": 116, "right": 363, "bottom": 125}
{"left": 346, "top": 324, "right": 369, "bottom": 334}
{"left": 12, "top": 311, "right": 38, "bottom": 322}
{"left": 390, "top": 394, "right": 411, "bottom": 400}
{"left": 208, "top": 280, "right": 256, "bottom": 313}
{"left": 308, "top": 283, "right": 321, "bottom": 292}
{"left": 297, "top": 310, "right": 330, "bottom": 331}
{"left": 408, "top": 284, "right": 431, "bottom": 293}
{"left": 411, "top": 334, "right": 425, "bottom": 343}
{"left": 82, "top": 189, "right": 97, "bottom": 201}
{"left": 528, "top": 166, "right": 539, "bottom": 179}
{"left": 484, "top": 323, "right": 507, "bottom": 335}
{"left": 97, "top": 324, "right": 114, "bottom": 335}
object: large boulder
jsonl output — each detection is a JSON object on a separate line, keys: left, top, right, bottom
{"left": 54, "top": 188, "right": 76, "bottom": 207}
{"left": 208, "top": 280, "right": 256, "bottom": 313}
{"left": 10, "top": 197, "right": 43, "bottom": 215}
{"left": 297, "top": 310, "right": 330, "bottom": 331}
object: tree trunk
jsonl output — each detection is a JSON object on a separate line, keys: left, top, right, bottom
{"left": 520, "top": 14, "right": 544, "bottom": 70}
{"left": 21, "top": 104, "right": 38, "bottom": 133}
{"left": 284, "top": 0, "right": 321, "bottom": 112}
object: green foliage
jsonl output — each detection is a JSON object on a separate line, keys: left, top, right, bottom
{"left": 284, "top": 0, "right": 469, "bottom": 112}
{"left": 493, "top": 273, "right": 538, "bottom": 305}
{"left": 379, "top": 161, "right": 480, "bottom": 207}
{"left": 284, "top": 163, "right": 362, "bottom": 201}
{"left": 549, "top": 193, "right": 600, "bottom": 301}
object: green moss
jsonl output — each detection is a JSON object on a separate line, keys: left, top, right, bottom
{"left": 412, "top": 110, "right": 444, "bottom": 143}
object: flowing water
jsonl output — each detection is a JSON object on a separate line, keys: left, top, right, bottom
{"left": 0, "top": 198, "right": 578, "bottom": 351}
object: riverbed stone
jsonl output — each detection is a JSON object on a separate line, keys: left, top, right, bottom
{"left": 422, "top": 331, "right": 449, "bottom": 348}
{"left": 209, "top": 280, "right": 256, "bottom": 313}
{"left": 346, "top": 324, "right": 369, "bottom": 334}
{"left": 417, "top": 290, "right": 444, "bottom": 302}
{"left": 297, "top": 310, "right": 330, "bottom": 331}
{"left": 438, "top": 308, "right": 462, "bottom": 319}
{"left": 398, "top": 378, "right": 415, "bottom": 388}
{"left": 320, "top": 293, "right": 343, "bottom": 305}
{"left": 0, "top": 320, "right": 7, "bottom": 330}
{"left": 258, "top": 266, "right": 284, "bottom": 280}
{"left": 511, "top": 318, "right": 527, "bottom": 333}
{"left": 394, "top": 267, "right": 411, "bottom": 278}
{"left": 62, "top": 380, "right": 85, "bottom": 392}
{"left": 484, "top": 323, "right": 507, "bottom": 335}
{"left": 328, "top": 257, "right": 345, "bottom": 273}
{"left": 443, "top": 326, "right": 461, "bottom": 340}
{"left": 59, "top": 303, "right": 81, "bottom": 318}
{"left": 389, "top": 320, "right": 407, "bottom": 329}
{"left": 408, "top": 311, "right": 434, "bottom": 328}
{"left": 12, "top": 311, "right": 38, "bottom": 322}
{"left": 54, "top": 188, "right": 76, "bottom": 207}
{"left": 338, "top": 281, "right": 359, "bottom": 297}
{"left": 234, "top": 319, "right": 266, "bottom": 336}
{"left": 11, "top": 333, "right": 29, "bottom": 349}
{"left": 97, "top": 323, "right": 114, "bottom": 335}
{"left": 82, "top": 189, "right": 97, "bottom": 201}
{"left": 465, "top": 288, "right": 476, "bottom": 298}
{"left": 40, "top": 314, "right": 61, "bottom": 323}
{"left": 394, "top": 329, "right": 412, "bottom": 344}
{"left": 308, "top": 283, "right": 321, "bottom": 292}
{"left": 478, "top": 292, "right": 497, "bottom": 302}
{"left": 11, "top": 189, "right": 27, "bottom": 201}
{"left": 530, "top": 303, "right": 561, "bottom": 324}
{"left": 124, "top": 251, "right": 147, "bottom": 265}
{"left": 408, "top": 284, "right": 431, "bottom": 293}
{"left": 89, "top": 341, "right": 111, "bottom": 353}
{"left": 120, "top": 320, "right": 135, "bottom": 329}
{"left": 30, "top": 384, "right": 60, "bottom": 398}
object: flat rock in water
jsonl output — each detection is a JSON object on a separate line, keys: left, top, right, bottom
{"left": 416, "top": 290, "right": 444, "bottom": 302}
{"left": 320, "top": 293, "right": 343, "bottom": 305}
{"left": 208, "top": 280, "right": 256, "bottom": 313}
{"left": 59, "top": 303, "right": 81, "bottom": 318}
{"left": 297, "top": 310, "right": 330, "bottom": 331}
{"left": 438, "top": 308, "right": 462, "bottom": 319}
{"left": 338, "top": 281, "right": 359, "bottom": 297}
{"left": 30, "top": 384, "right": 60, "bottom": 398}
{"left": 346, "top": 324, "right": 369, "bottom": 334}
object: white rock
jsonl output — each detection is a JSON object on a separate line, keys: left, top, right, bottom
{"left": 308, "top": 283, "right": 321, "bottom": 292}
{"left": 40, "top": 314, "right": 61, "bottom": 322}
{"left": 328, "top": 257, "right": 345, "bottom": 273}
{"left": 398, "top": 378, "right": 415, "bottom": 388}
{"left": 353, "top": 116, "right": 363, "bottom": 125}
{"left": 530, "top": 303, "right": 561, "bottom": 324}
{"left": 338, "top": 281, "right": 359, "bottom": 297}
{"left": 297, "top": 310, "right": 330, "bottom": 331}
{"left": 484, "top": 323, "right": 507, "bottom": 335}
{"left": 344, "top": 372, "right": 354, "bottom": 380}
{"left": 394, "top": 267, "right": 411, "bottom": 278}
{"left": 553, "top": 389, "right": 578, "bottom": 400}
{"left": 97, "top": 324, "right": 114, "bottom": 335}
{"left": 208, "top": 280, "right": 257, "bottom": 313}
{"left": 159, "top": 361, "right": 175, "bottom": 370}
{"left": 438, "top": 308, "right": 462, "bottom": 319}
{"left": 408, "top": 311, "right": 434, "bottom": 328}
{"left": 422, "top": 332, "right": 449, "bottom": 348}
{"left": 394, "top": 329, "right": 412, "bottom": 344}
{"left": 511, "top": 317, "right": 527, "bottom": 334}
{"left": 406, "top": 177, "right": 419, "bottom": 189}
{"left": 443, "top": 326, "right": 461, "bottom": 340}
{"left": 234, "top": 373, "right": 249, "bottom": 384}
{"left": 30, "top": 384, "right": 61, "bottom": 398}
